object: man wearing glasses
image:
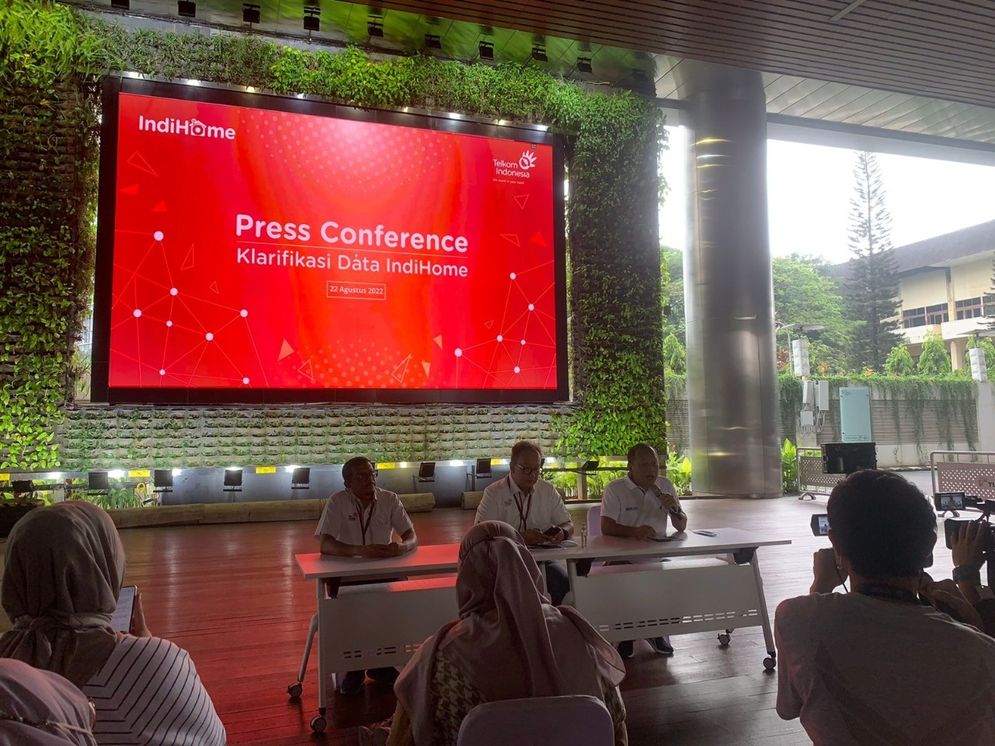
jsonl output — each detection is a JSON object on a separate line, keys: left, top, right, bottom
{"left": 474, "top": 440, "right": 574, "bottom": 604}
{"left": 315, "top": 456, "right": 418, "bottom": 694}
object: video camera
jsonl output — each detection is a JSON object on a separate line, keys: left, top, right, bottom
{"left": 810, "top": 514, "right": 830, "bottom": 537}
{"left": 934, "top": 491, "right": 995, "bottom": 551}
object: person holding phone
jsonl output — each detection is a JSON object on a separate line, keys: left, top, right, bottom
{"left": 600, "top": 443, "right": 687, "bottom": 659}
{"left": 474, "top": 441, "right": 574, "bottom": 605}
{"left": 0, "top": 501, "right": 225, "bottom": 746}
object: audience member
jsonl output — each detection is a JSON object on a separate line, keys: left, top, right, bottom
{"left": 775, "top": 470, "right": 995, "bottom": 745}
{"left": 600, "top": 443, "right": 687, "bottom": 658}
{"left": 947, "top": 518, "right": 995, "bottom": 637}
{"left": 0, "top": 501, "right": 225, "bottom": 746}
{"left": 315, "top": 456, "right": 418, "bottom": 695}
{"left": 375, "top": 521, "right": 626, "bottom": 746}
{"left": 475, "top": 441, "right": 573, "bottom": 604}
{"left": 0, "top": 659, "right": 96, "bottom": 746}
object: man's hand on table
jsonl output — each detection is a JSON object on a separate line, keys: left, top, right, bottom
{"left": 360, "top": 543, "right": 403, "bottom": 559}
{"left": 632, "top": 525, "right": 657, "bottom": 541}
{"left": 523, "top": 529, "right": 556, "bottom": 546}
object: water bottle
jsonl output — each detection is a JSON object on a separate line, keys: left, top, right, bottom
{"left": 580, "top": 522, "right": 588, "bottom": 548}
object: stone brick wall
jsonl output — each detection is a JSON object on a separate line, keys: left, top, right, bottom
{"left": 56, "top": 403, "right": 575, "bottom": 469}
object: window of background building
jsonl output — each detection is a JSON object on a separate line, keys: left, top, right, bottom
{"left": 956, "top": 297, "right": 984, "bottom": 320}
{"left": 902, "top": 306, "right": 927, "bottom": 328}
{"left": 925, "top": 303, "right": 949, "bottom": 324}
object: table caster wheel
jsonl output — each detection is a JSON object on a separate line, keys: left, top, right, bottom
{"left": 763, "top": 656, "right": 776, "bottom": 671}
{"left": 310, "top": 715, "right": 327, "bottom": 733}
{"left": 287, "top": 682, "right": 303, "bottom": 699}
{"left": 717, "top": 633, "right": 731, "bottom": 647}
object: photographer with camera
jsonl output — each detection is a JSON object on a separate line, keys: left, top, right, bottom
{"left": 775, "top": 470, "right": 995, "bottom": 745}
{"left": 949, "top": 519, "right": 995, "bottom": 637}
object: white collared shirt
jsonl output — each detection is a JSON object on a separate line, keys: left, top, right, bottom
{"left": 601, "top": 475, "right": 680, "bottom": 538}
{"left": 314, "top": 486, "right": 414, "bottom": 546}
{"left": 474, "top": 475, "right": 571, "bottom": 533}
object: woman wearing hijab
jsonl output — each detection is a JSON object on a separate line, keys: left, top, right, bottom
{"left": 381, "top": 520, "right": 627, "bottom": 746}
{"left": 0, "top": 501, "right": 226, "bottom": 746}
{"left": 0, "top": 659, "right": 96, "bottom": 746}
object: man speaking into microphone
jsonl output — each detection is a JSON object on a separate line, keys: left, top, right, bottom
{"left": 601, "top": 443, "right": 688, "bottom": 658}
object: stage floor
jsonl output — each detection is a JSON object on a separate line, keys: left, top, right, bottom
{"left": 1, "top": 492, "right": 960, "bottom": 745}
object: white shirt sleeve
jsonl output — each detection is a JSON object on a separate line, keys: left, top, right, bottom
{"left": 390, "top": 495, "right": 415, "bottom": 535}
{"left": 601, "top": 480, "right": 624, "bottom": 523}
{"left": 474, "top": 483, "right": 501, "bottom": 524}
{"left": 314, "top": 496, "right": 340, "bottom": 538}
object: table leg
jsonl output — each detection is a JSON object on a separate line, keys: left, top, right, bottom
{"left": 750, "top": 553, "right": 777, "bottom": 671}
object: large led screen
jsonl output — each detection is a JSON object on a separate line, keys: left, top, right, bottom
{"left": 92, "top": 78, "right": 567, "bottom": 404}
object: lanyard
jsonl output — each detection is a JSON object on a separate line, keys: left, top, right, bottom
{"left": 355, "top": 497, "right": 377, "bottom": 545}
{"left": 511, "top": 477, "right": 532, "bottom": 532}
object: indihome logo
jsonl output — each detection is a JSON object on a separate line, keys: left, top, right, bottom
{"left": 493, "top": 149, "right": 537, "bottom": 179}
{"left": 138, "top": 115, "right": 235, "bottom": 140}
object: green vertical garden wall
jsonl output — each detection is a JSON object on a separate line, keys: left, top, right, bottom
{"left": 0, "top": 2, "right": 665, "bottom": 469}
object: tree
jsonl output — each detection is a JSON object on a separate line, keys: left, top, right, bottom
{"left": 663, "top": 332, "right": 686, "bottom": 374}
{"left": 917, "top": 332, "right": 951, "bottom": 375}
{"left": 843, "top": 152, "right": 903, "bottom": 372}
{"left": 772, "top": 255, "right": 851, "bottom": 373}
{"left": 660, "top": 246, "right": 685, "bottom": 344}
{"left": 884, "top": 343, "right": 915, "bottom": 376}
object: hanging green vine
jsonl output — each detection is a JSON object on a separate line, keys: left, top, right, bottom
{"left": 1, "top": 1, "right": 665, "bottom": 468}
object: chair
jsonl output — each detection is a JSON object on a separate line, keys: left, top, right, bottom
{"left": 456, "top": 695, "right": 614, "bottom": 746}
{"left": 586, "top": 503, "right": 602, "bottom": 538}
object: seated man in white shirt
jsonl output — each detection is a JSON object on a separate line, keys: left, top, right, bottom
{"left": 775, "top": 470, "right": 995, "bottom": 745}
{"left": 315, "top": 456, "right": 418, "bottom": 695}
{"left": 601, "top": 443, "right": 688, "bottom": 659}
{"left": 474, "top": 440, "right": 574, "bottom": 604}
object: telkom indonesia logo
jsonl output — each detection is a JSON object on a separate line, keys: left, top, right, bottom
{"left": 138, "top": 114, "right": 236, "bottom": 140}
{"left": 518, "top": 150, "right": 537, "bottom": 170}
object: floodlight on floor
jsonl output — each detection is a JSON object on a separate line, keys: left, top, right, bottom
{"left": 531, "top": 45, "right": 548, "bottom": 62}
{"left": 88, "top": 471, "right": 110, "bottom": 491}
{"left": 576, "top": 56, "right": 592, "bottom": 73}
{"left": 177, "top": 1, "right": 195, "bottom": 18}
{"left": 242, "top": 3, "right": 260, "bottom": 24}
{"left": 291, "top": 467, "right": 311, "bottom": 490}
{"left": 425, "top": 33, "right": 442, "bottom": 50}
{"left": 224, "top": 467, "right": 243, "bottom": 492}
{"left": 367, "top": 19, "right": 384, "bottom": 37}
{"left": 153, "top": 469, "right": 174, "bottom": 493}
{"left": 111, "top": 0, "right": 130, "bottom": 9}
{"left": 479, "top": 41, "right": 494, "bottom": 60}
{"left": 417, "top": 462, "right": 436, "bottom": 482}
{"left": 303, "top": 6, "right": 319, "bottom": 31}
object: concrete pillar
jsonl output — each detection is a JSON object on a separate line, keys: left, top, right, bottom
{"left": 678, "top": 61, "right": 781, "bottom": 497}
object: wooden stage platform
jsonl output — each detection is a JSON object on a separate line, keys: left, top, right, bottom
{"left": 1, "top": 494, "right": 962, "bottom": 745}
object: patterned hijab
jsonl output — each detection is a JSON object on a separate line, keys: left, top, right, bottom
{"left": 1, "top": 502, "right": 124, "bottom": 686}
{"left": 394, "top": 520, "right": 625, "bottom": 745}
{"left": 0, "top": 658, "right": 97, "bottom": 745}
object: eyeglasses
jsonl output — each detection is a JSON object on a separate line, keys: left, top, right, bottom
{"left": 514, "top": 464, "right": 542, "bottom": 476}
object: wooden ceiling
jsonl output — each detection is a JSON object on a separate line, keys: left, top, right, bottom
{"left": 375, "top": 1, "right": 995, "bottom": 111}
{"left": 74, "top": 1, "right": 995, "bottom": 149}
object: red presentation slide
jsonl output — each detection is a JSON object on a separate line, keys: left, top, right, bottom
{"left": 102, "top": 86, "right": 563, "bottom": 397}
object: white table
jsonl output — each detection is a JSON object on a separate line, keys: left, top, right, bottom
{"left": 294, "top": 527, "right": 789, "bottom": 732}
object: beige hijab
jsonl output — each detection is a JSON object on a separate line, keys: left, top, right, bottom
{"left": 394, "top": 520, "right": 625, "bottom": 745}
{"left": 0, "top": 658, "right": 97, "bottom": 746}
{"left": 1, "top": 502, "right": 123, "bottom": 686}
